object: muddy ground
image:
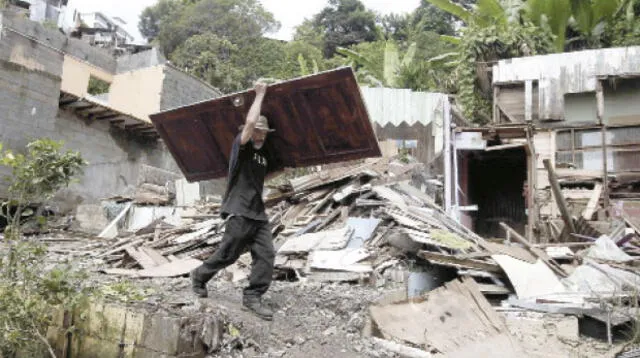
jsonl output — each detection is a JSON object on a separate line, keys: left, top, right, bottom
{"left": 37, "top": 232, "right": 635, "bottom": 358}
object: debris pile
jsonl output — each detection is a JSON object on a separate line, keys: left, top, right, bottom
{"left": 87, "top": 156, "right": 640, "bottom": 356}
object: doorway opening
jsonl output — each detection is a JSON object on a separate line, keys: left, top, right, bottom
{"left": 467, "top": 147, "right": 528, "bottom": 238}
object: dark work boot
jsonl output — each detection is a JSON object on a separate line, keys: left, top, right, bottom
{"left": 190, "top": 270, "right": 208, "bottom": 298}
{"left": 242, "top": 296, "right": 273, "bottom": 321}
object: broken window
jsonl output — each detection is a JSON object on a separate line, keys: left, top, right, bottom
{"left": 556, "top": 127, "right": 640, "bottom": 172}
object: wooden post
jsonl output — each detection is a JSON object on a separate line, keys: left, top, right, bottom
{"left": 444, "top": 97, "right": 452, "bottom": 215}
{"left": 525, "top": 80, "right": 533, "bottom": 122}
{"left": 493, "top": 86, "right": 500, "bottom": 124}
{"left": 596, "top": 80, "right": 610, "bottom": 212}
{"left": 525, "top": 126, "right": 537, "bottom": 242}
{"left": 543, "top": 159, "right": 577, "bottom": 234}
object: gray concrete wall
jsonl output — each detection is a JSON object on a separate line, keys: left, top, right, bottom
{"left": 160, "top": 65, "right": 222, "bottom": 111}
{"left": 116, "top": 48, "right": 167, "bottom": 74}
{"left": 604, "top": 79, "right": 640, "bottom": 125}
{"left": 53, "top": 109, "right": 182, "bottom": 210}
{"left": 0, "top": 57, "right": 182, "bottom": 211}
{"left": 158, "top": 66, "right": 227, "bottom": 198}
{"left": 0, "top": 11, "right": 117, "bottom": 73}
{"left": 564, "top": 92, "right": 597, "bottom": 124}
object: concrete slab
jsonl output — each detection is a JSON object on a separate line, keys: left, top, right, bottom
{"left": 74, "top": 204, "right": 109, "bottom": 234}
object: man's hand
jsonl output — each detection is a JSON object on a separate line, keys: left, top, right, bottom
{"left": 241, "top": 82, "right": 268, "bottom": 145}
{"left": 255, "top": 82, "right": 267, "bottom": 97}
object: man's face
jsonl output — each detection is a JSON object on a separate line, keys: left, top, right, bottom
{"left": 251, "top": 130, "right": 268, "bottom": 149}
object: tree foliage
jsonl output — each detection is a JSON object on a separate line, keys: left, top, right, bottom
{"left": 0, "top": 139, "right": 89, "bottom": 357}
{"left": 138, "top": 0, "right": 184, "bottom": 43}
{"left": 141, "top": 0, "right": 640, "bottom": 123}
{"left": 312, "top": 0, "right": 379, "bottom": 57}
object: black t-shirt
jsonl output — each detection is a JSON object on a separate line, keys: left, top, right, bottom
{"left": 220, "top": 134, "right": 272, "bottom": 221}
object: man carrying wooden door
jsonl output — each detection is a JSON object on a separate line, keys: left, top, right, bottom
{"left": 190, "top": 82, "right": 277, "bottom": 321}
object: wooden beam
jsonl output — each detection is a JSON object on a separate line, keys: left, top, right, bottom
{"left": 596, "top": 80, "right": 610, "bottom": 212}
{"left": 125, "top": 123, "right": 148, "bottom": 130}
{"left": 525, "top": 127, "right": 537, "bottom": 243}
{"left": 525, "top": 80, "right": 533, "bottom": 122}
{"left": 59, "top": 98, "right": 78, "bottom": 106}
{"left": 95, "top": 113, "right": 119, "bottom": 120}
{"left": 493, "top": 86, "right": 499, "bottom": 124}
{"left": 543, "top": 159, "right": 577, "bottom": 234}
{"left": 499, "top": 222, "right": 568, "bottom": 277}
{"left": 582, "top": 183, "right": 603, "bottom": 220}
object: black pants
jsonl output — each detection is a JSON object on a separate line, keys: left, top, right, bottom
{"left": 193, "top": 215, "right": 275, "bottom": 298}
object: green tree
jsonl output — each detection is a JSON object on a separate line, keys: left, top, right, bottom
{"left": 147, "top": 0, "right": 280, "bottom": 56}
{"left": 138, "top": 0, "right": 184, "bottom": 42}
{"left": 312, "top": 0, "right": 379, "bottom": 57}
{"left": 170, "top": 33, "right": 246, "bottom": 93}
{"left": 380, "top": 13, "right": 412, "bottom": 41}
{"left": 0, "top": 139, "right": 89, "bottom": 357}
{"left": 293, "top": 19, "right": 326, "bottom": 51}
{"left": 425, "top": 0, "right": 554, "bottom": 122}
{"left": 336, "top": 40, "right": 417, "bottom": 88}
{"left": 277, "top": 40, "right": 327, "bottom": 79}
{"left": 409, "top": 0, "right": 477, "bottom": 36}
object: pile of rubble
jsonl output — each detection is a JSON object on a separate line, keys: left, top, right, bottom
{"left": 84, "top": 156, "right": 640, "bottom": 356}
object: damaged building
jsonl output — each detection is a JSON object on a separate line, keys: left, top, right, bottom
{"left": 0, "top": 11, "right": 223, "bottom": 222}
{"left": 453, "top": 46, "right": 640, "bottom": 242}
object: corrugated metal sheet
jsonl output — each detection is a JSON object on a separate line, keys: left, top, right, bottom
{"left": 150, "top": 68, "right": 381, "bottom": 181}
{"left": 360, "top": 87, "right": 447, "bottom": 127}
{"left": 493, "top": 46, "right": 640, "bottom": 120}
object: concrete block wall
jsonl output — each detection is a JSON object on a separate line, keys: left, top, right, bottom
{"left": 0, "top": 58, "right": 63, "bottom": 195}
{"left": 160, "top": 66, "right": 222, "bottom": 111}
{"left": 52, "top": 109, "right": 183, "bottom": 210}
{"left": 0, "top": 11, "right": 117, "bottom": 73}
{"left": 46, "top": 301, "right": 215, "bottom": 358}
{"left": 116, "top": 48, "right": 167, "bottom": 74}
{"left": 159, "top": 66, "right": 227, "bottom": 197}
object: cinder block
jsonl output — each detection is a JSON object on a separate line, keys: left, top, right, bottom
{"left": 139, "top": 315, "right": 182, "bottom": 354}
{"left": 71, "top": 335, "right": 123, "bottom": 358}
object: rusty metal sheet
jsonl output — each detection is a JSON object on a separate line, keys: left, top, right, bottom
{"left": 150, "top": 67, "right": 381, "bottom": 182}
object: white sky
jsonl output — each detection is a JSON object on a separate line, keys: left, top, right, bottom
{"left": 74, "top": 0, "right": 421, "bottom": 44}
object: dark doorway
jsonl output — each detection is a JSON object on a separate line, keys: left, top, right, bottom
{"left": 468, "top": 148, "right": 528, "bottom": 238}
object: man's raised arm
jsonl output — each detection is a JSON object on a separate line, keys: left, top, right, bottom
{"left": 240, "top": 82, "right": 267, "bottom": 145}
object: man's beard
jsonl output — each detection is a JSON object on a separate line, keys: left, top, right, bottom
{"left": 252, "top": 140, "right": 264, "bottom": 149}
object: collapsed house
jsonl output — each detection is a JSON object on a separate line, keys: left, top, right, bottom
{"left": 453, "top": 46, "right": 640, "bottom": 243}
{"left": 3, "top": 8, "right": 640, "bottom": 356}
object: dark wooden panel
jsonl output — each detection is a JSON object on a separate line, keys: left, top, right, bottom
{"left": 150, "top": 67, "right": 381, "bottom": 182}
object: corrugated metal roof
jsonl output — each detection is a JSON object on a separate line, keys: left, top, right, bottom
{"left": 360, "top": 87, "right": 447, "bottom": 127}
{"left": 493, "top": 46, "right": 640, "bottom": 120}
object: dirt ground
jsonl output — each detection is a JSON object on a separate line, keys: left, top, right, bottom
{"left": 37, "top": 232, "right": 633, "bottom": 358}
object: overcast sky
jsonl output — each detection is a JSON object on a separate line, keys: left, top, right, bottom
{"left": 75, "top": 0, "right": 421, "bottom": 44}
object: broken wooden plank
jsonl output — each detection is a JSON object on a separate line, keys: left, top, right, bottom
{"left": 139, "top": 247, "right": 170, "bottom": 266}
{"left": 481, "top": 242, "right": 536, "bottom": 264}
{"left": 136, "top": 258, "right": 202, "bottom": 278}
{"left": 125, "top": 247, "right": 158, "bottom": 269}
{"left": 370, "top": 277, "right": 524, "bottom": 356}
{"left": 543, "top": 159, "right": 577, "bottom": 234}
{"left": 582, "top": 183, "right": 603, "bottom": 220}
{"left": 477, "top": 283, "right": 512, "bottom": 295}
{"left": 370, "top": 337, "right": 431, "bottom": 358}
{"left": 308, "top": 248, "right": 372, "bottom": 272}
{"left": 418, "top": 251, "right": 502, "bottom": 272}
{"left": 306, "top": 270, "right": 364, "bottom": 282}
{"left": 97, "top": 238, "right": 145, "bottom": 258}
